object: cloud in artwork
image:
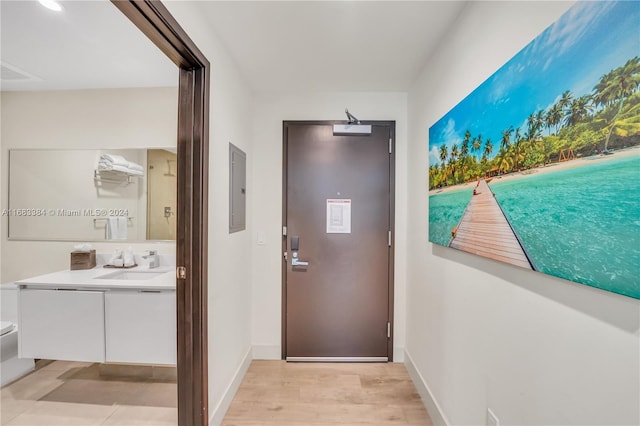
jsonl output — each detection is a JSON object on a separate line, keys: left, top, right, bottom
{"left": 429, "top": 145, "right": 441, "bottom": 167}
{"left": 430, "top": 118, "right": 462, "bottom": 166}
{"left": 534, "top": 1, "right": 614, "bottom": 71}
{"left": 486, "top": 2, "right": 615, "bottom": 107}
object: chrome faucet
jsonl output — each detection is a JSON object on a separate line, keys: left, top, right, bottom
{"left": 142, "top": 250, "right": 160, "bottom": 268}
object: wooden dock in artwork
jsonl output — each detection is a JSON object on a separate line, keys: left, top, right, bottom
{"left": 449, "top": 179, "right": 535, "bottom": 270}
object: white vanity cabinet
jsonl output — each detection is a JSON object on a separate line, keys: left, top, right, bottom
{"left": 17, "top": 267, "right": 176, "bottom": 365}
{"left": 19, "top": 289, "right": 106, "bottom": 362}
{"left": 105, "top": 291, "right": 176, "bottom": 365}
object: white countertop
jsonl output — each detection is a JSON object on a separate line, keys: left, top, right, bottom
{"left": 16, "top": 265, "right": 176, "bottom": 291}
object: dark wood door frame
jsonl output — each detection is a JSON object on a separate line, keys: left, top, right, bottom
{"left": 112, "top": 2, "right": 210, "bottom": 425}
{"left": 281, "top": 120, "right": 396, "bottom": 361}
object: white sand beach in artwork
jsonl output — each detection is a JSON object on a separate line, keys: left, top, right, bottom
{"left": 428, "top": 145, "right": 640, "bottom": 196}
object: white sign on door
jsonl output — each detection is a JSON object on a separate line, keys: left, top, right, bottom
{"left": 326, "top": 199, "right": 351, "bottom": 234}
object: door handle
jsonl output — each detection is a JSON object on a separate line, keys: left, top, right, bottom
{"left": 291, "top": 252, "right": 309, "bottom": 267}
{"left": 292, "top": 258, "right": 309, "bottom": 267}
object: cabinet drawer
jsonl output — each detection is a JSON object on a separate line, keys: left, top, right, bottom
{"left": 105, "top": 291, "right": 176, "bottom": 365}
{"left": 19, "top": 289, "right": 105, "bottom": 362}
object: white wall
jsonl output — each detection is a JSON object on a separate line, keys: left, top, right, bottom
{"left": 1, "top": 88, "right": 177, "bottom": 283}
{"left": 161, "top": 3, "right": 254, "bottom": 425}
{"left": 406, "top": 2, "right": 640, "bottom": 425}
{"left": 250, "top": 91, "right": 408, "bottom": 361}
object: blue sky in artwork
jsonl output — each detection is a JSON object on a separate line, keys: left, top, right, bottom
{"left": 428, "top": 1, "right": 640, "bottom": 166}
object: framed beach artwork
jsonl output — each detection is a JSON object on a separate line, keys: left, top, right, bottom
{"left": 428, "top": 1, "right": 640, "bottom": 299}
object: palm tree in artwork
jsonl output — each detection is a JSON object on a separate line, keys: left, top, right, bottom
{"left": 450, "top": 144, "right": 459, "bottom": 183}
{"left": 462, "top": 130, "right": 471, "bottom": 147}
{"left": 438, "top": 144, "right": 449, "bottom": 183}
{"left": 501, "top": 126, "right": 513, "bottom": 151}
{"left": 496, "top": 147, "right": 513, "bottom": 174}
{"left": 513, "top": 128, "right": 523, "bottom": 171}
{"left": 460, "top": 130, "right": 471, "bottom": 164}
{"left": 459, "top": 136, "right": 471, "bottom": 182}
{"left": 545, "top": 103, "right": 563, "bottom": 135}
{"left": 593, "top": 56, "right": 640, "bottom": 151}
{"left": 472, "top": 134, "right": 482, "bottom": 160}
{"left": 558, "top": 90, "right": 573, "bottom": 113}
{"left": 526, "top": 111, "right": 544, "bottom": 140}
{"left": 483, "top": 138, "right": 493, "bottom": 163}
{"left": 535, "top": 109, "right": 545, "bottom": 131}
{"left": 565, "top": 95, "right": 593, "bottom": 127}
{"left": 525, "top": 111, "right": 544, "bottom": 155}
{"left": 439, "top": 143, "right": 448, "bottom": 164}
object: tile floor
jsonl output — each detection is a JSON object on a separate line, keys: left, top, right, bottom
{"left": 0, "top": 360, "right": 177, "bottom": 425}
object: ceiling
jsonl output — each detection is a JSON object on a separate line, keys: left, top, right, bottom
{"left": 198, "top": 1, "right": 467, "bottom": 92}
{"left": 0, "top": 0, "right": 178, "bottom": 91}
{"left": 0, "top": 1, "right": 466, "bottom": 93}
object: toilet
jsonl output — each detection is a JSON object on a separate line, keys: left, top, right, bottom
{"left": 1, "top": 320, "right": 16, "bottom": 336}
{"left": 1, "top": 283, "right": 35, "bottom": 386}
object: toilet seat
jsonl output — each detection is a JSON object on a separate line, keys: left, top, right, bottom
{"left": 0, "top": 321, "right": 15, "bottom": 336}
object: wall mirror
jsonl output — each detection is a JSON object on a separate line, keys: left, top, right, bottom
{"left": 8, "top": 148, "right": 176, "bottom": 242}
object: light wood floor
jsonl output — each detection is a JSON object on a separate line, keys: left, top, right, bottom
{"left": 2, "top": 360, "right": 431, "bottom": 425}
{"left": 222, "top": 361, "right": 433, "bottom": 425}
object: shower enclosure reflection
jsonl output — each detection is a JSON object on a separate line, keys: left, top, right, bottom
{"left": 146, "top": 149, "right": 177, "bottom": 240}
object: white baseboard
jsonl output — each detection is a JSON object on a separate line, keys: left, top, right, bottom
{"left": 404, "top": 349, "right": 449, "bottom": 426}
{"left": 252, "top": 345, "right": 281, "bottom": 360}
{"left": 209, "top": 347, "right": 252, "bottom": 426}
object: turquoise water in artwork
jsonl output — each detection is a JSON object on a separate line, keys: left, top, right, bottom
{"left": 491, "top": 154, "right": 640, "bottom": 299}
{"left": 428, "top": 188, "right": 473, "bottom": 247}
{"left": 430, "top": 153, "right": 640, "bottom": 299}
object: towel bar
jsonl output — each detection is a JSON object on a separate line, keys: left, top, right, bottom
{"left": 94, "top": 170, "right": 138, "bottom": 185}
{"left": 93, "top": 217, "right": 134, "bottom": 227}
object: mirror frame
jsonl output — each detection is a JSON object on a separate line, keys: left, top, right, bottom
{"left": 112, "top": 2, "right": 210, "bottom": 425}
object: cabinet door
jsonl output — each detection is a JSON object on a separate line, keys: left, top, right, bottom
{"left": 105, "top": 291, "right": 176, "bottom": 365}
{"left": 19, "top": 289, "right": 105, "bottom": 362}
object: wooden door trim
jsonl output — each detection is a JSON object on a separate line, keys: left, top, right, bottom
{"left": 112, "top": 2, "right": 210, "bottom": 425}
{"left": 281, "top": 120, "right": 396, "bottom": 361}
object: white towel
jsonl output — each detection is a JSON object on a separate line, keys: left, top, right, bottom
{"left": 108, "top": 248, "right": 123, "bottom": 265}
{"left": 100, "top": 154, "right": 129, "bottom": 167}
{"left": 124, "top": 167, "right": 144, "bottom": 176}
{"left": 97, "top": 161, "right": 144, "bottom": 176}
{"left": 127, "top": 161, "right": 144, "bottom": 173}
{"left": 123, "top": 247, "right": 135, "bottom": 267}
{"left": 106, "top": 217, "right": 128, "bottom": 240}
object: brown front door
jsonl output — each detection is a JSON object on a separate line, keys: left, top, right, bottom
{"left": 283, "top": 121, "right": 395, "bottom": 361}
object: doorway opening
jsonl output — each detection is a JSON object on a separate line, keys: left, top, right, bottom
{"left": 113, "top": 2, "right": 210, "bottom": 424}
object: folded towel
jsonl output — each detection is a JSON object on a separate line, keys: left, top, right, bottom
{"left": 97, "top": 162, "right": 144, "bottom": 176}
{"left": 110, "top": 258, "right": 124, "bottom": 267}
{"left": 106, "top": 217, "right": 128, "bottom": 241}
{"left": 100, "top": 154, "right": 129, "bottom": 167}
{"left": 127, "top": 161, "right": 144, "bottom": 173}
{"left": 107, "top": 249, "right": 123, "bottom": 265}
{"left": 123, "top": 247, "right": 135, "bottom": 267}
{"left": 124, "top": 167, "right": 144, "bottom": 176}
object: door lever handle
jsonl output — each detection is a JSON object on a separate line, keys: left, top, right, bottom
{"left": 292, "top": 257, "right": 309, "bottom": 266}
{"left": 292, "top": 252, "right": 309, "bottom": 267}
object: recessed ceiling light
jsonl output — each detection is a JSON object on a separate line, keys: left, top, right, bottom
{"left": 38, "top": 0, "right": 63, "bottom": 12}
